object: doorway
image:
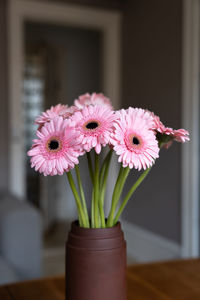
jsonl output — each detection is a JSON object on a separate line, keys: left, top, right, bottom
{"left": 24, "top": 21, "right": 102, "bottom": 231}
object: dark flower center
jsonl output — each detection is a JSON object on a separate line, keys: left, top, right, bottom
{"left": 132, "top": 137, "right": 140, "bottom": 145}
{"left": 86, "top": 122, "right": 99, "bottom": 130}
{"left": 49, "top": 140, "right": 60, "bottom": 150}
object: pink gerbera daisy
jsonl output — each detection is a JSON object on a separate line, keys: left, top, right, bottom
{"left": 35, "top": 104, "right": 68, "bottom": 126}
{"left": 150, "top": 112, "right": 190, "bottom": 148}
{"left": 74, "top": 92, "right": 113, "bottom": 110}
{"left": 111, "top": 107, "right": 159, "bottom": 170}
{"left": 173, "top": 129, "right": 190, "bottom": 142}
{"left": 71, "top": 105, "right": 116, "bottom": 154}
{"left": 151, "top": 113, "right": 174, "bottom": 135}
{"left": 28, "top": 117, "right": 81, "bottom": 176}
{"left": 59, "top": 105, "right": 80, "bottom": 118}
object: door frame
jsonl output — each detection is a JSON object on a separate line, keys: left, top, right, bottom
{"left": 8, "top": 0, "right": 121, "bottom": 198}
{"left": 182, "top": 0, "right": 200, "bottom": 256}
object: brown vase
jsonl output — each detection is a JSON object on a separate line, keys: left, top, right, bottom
{"left": 65, "top": 221, "right": 127, "bottom": 300}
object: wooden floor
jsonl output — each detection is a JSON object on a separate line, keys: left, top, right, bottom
{"left": 1, "top": 259, "right": 200, "bottom": 299}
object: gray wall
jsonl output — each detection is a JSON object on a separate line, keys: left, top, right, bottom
{"left": 122, "top": 0, "right": 182, "bottom": 243}
{"left": 41, "top": 0, "right": 124, "bottom": 10}
{"left": 0, "top": 0, "right": 9, "bottom": 191}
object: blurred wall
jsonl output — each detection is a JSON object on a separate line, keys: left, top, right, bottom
{"left": 41, "top": 0, "right": 124, "bottom": 10}
{"left": 0, "top": 0, "right": 9, "bottom": 191}
{"left": 122, "top": 0, "right": 182, "bottom": 244}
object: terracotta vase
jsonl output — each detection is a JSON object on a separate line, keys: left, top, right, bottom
{"left": 65, "top": 221, "right": 127, "bottom": 300}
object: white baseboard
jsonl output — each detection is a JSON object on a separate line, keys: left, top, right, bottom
{"left": 122, "top": 220, "right": 181, "bottom": 262}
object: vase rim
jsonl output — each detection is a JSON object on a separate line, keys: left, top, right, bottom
{"left": 72, "top": 220, "right": 121, "bottom": 230}
{"left": 69, "top": 220, "right": 123, "bottom": 239}
{"left": 67, "top": 220, "right": 125, "bottom": 250}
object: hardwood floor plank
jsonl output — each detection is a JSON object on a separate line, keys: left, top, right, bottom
{"left": 128, "top": 259, "right": 200, "bottom": 300}
{"left": 127, "top": 271, "right": 171, "bottom": 300}
{"left": 6, "top": 277, "right": 65, "bottom": 300}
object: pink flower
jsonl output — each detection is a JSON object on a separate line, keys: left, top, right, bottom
{"left": 74, "top": 93, "right": 113, "bottom": 110}
{"left": 151, "top": 114, "right": 174, "bottom": 135}
{"left": 111, "top": 107, "right": 159, "bottom": 170}
{"left": 150, "top": 112, "right": 190, "bottom": 148}
{"left": 71, "top": 105, "right": 116, "bottom": 154}
{"left": 28, "top": 117, "right": 81, "bottom": 176}
{"left": 35, "top": 104, "right": 68, "bottom": 126}
{"left": 173, "top": 129, "right": 190, "bottom": 142}
{"left": 59, "top": 105, "right": 80, "bottom": 118}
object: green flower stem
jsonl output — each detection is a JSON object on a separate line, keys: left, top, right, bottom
{"left": 99, "top": 161, "right": 106, "bottom": 188}
{"left": 99, "top": 150, "right": 113, "bottom": 207}
{"left": 66, "top": 172, "right": 88, "bottom": 228}
{"left": 77, "top": 212, "right": 83, "bottom": 227}
{"left": 119, "top": 167, "right": 130, "bottom": 192}
{"left": 114, "top": 166, "right": 130, "bottom": 207}
{"left": 113, "top": 167, "right": 151, "bottom": 225}
{"left": 107, "top": 165, "right": 124, "bottom": 227}
{"left": 98, "top": 201, "right": 106, "bottom": 228}
{"left": 107, "top": 166, "right": 130, "bottom": 227}
{"left": 98, "top": 151, "right": 113, "bottom": 228}
{"left": 86, "top": 152, "right": 94, "bottom": 185}
{"left": 99, "top": 149, "right": 113, "bottom": 187}
{"left": 94, "top": 153, "right": 100, "bottom": 228}
{"left": 75, "top": 165, "right": 90, "bottom": 227}
{"left": 91, "top": 189, "right": 95, "bottom": 228}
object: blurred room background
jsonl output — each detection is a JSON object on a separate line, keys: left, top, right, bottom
{"left": 0, "top": 0, "right": 198, "bottom": 285}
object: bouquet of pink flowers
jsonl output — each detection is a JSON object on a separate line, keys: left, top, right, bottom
{"left": 28, "top": 93, "right": 189, "bottom": 228}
